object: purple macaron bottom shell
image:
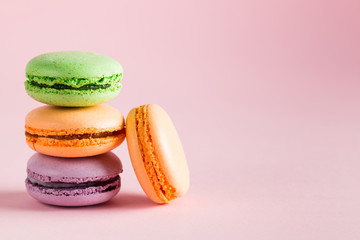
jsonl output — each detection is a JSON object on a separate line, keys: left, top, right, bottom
{"left": 25, "top": 177, "right": 121, "bottom": 207}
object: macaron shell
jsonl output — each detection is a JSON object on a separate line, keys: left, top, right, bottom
{"left": 26, "top": 184, "right": 120, "bottom": 207}
{"left": 27, "top": 152, "right": 123, "bottom": 180}
{"left": 26, "top": 51, "right": 123, "bottom": 78}
{"left": 126, "top": 104, "right": 190, "bottom": 203}
{"left": 25, "top": 105, "right": 124, "bottom": 134}
{"left": 26, "top": 135, "right": 125, "bottom": 158}
{"left": 147, "top": 105, "right": 190, "bottom": 197}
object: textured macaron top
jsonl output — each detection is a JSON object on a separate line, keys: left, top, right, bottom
{"left": 25, "top": 105, "right": 124, "bottom": 135}
{"left": 26, "top": 51, "right": 123, "bottom": 79}
{"left": 27, "top": 152, "right": 123, "bottom": 183}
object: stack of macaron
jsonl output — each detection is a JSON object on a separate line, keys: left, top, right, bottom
{"left": 24, "top": 51, "right": 126, "bottom": 206}
{"left": 24, "top": 51, "right": 189, "bottom": 207}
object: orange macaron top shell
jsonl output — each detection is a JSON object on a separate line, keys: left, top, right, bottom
{"left": 126, "top": 104, "right": 190, "bottom": 204}
{"left": 25, "top": 105, "right": 125, "bottom": 157}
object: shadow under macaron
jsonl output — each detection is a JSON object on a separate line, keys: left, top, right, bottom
{"left": 91, "top": 191, "right": 159, "bottom": 210}
{"left": 0, "top": 190, "right": 55, "bottom": 212}
{"left": 0, "top": 190, "right": 158, "bottom": 211}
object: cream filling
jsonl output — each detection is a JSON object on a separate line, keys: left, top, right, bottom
{"left": 135, "top": 105, "right": 176, "bottom": 202}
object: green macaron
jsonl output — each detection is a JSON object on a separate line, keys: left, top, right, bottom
{"left": 25, "top": 51, "right": 123, "bottom": 107}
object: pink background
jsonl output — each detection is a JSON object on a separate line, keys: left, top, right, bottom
{"left": 1, "top": 0, "right": 359, "bottom": 239}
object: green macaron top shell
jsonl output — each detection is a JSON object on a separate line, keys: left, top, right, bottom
{"left": 26, "top": 51, "right": 123, "bottom": 79}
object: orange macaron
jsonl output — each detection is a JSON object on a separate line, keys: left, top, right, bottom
{"left": 25, "top": 104, "right": 125, "bottom": 157}
{"left": 126, "top": 104, "right": 190, "bottom": 204}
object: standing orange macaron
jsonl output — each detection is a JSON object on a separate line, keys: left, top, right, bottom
{"left": 25, "top": 105, "right": 125, "bottom": 158}
{"left": 126, "top": 104, "right": 190, "bottom": 204}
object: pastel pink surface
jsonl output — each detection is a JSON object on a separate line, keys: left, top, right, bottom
{"left": 0, "top": 0, "right": 360, "bottom": 239}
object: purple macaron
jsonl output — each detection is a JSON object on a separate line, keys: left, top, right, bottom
{"left": 25, "top": 152, "right": 123, "bottom": 206}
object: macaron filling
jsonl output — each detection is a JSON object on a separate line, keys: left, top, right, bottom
{"left": 135, "top": 105, "right": 177, "bottom": 203}
{"left": 25, "top": 129, "right": 124, "bottom": 140}
{"left": 26, "top": 173, "right": 121, "bottom": 196}
{"left": 25, "top": 73, "right": 122, "bottom": 90}
{"left": 26, "top": 175, "right": 120, "bottom": 190}
{"left": 29, "top": 81, "right": 111, "bottom": 90}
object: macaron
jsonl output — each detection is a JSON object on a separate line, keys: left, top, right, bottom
{"left": 25, "top": 51, "right": 123, "bottom": 107}
{"left": 126, "top": 104, "right": 190, "bottom": 204}
{"left": 25, "top": 104, "right": 125, "bottom": 157}
{"left": 25, "top": 152, "right": 123, "bottom": 206}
